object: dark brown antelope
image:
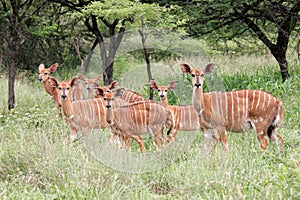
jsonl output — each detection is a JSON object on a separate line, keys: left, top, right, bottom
{"left": 149, "top": 80, "right": 201, "bottom": 142}
{"left": 181, "top": 63, "right": 284, "bottom": 153}
{"left": 102, "top": 89, "right": 175, "bottom": 153}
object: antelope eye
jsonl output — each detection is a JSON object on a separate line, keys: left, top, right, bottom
{"left": 58, "top": 87, "right": 62, "bottom": 90}
{"left": 157, "top": 90, "right": 161, "bottom": 92}
{"left": 200, "top": 74, "right": 205, "bottom": 77}
{"left": 44, "top": 73, "right": 48, "bottom": 75}
{"left": 191, "top": 74, "right": 195, "bottom": 77}
{"left": 165, "top": 90, "right": 168, "bottom": 92}
{"left": 104, "top": 97, "right": 107, "bottom": 100}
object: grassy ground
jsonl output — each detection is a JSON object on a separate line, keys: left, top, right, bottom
{"left": 0, "top": 62, "right": 299, "bottom": 199}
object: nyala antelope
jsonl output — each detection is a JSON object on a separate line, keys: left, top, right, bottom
{"left": 181, "top": 63, "right": 284, "bottom": 153}
{"left": 38, "top": 63, "right": 62, "bottom": 117}
{"left": 149, "top": 80, "right": 200, "bottom": 142}
{"left": 101, "top": 89, "right": 175, "bottom": 154}
{"left": 49, "top": 77, "right": 143, "bottom": 153}
{"left": 39, "top": 63, "right": 84, "bottom": 117}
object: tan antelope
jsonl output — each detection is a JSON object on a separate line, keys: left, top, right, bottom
{"left": 181, "top": 63, "right": 284, "bottom": 153}
{"left": 94, "top": 81, "right": 141, "bottom": 149}
{"left": 38, "top": 63, "right": 84, "bottom": 117}
{"left": 149, "top": 80, "right": 200, "bottom": 142}
{"left": 38, "top": 63, "right": 62, "bottom": 117}
{"left": 48, "top": 77, "right": 144, "bottom": 153}
{"left": 101, "top": 89, "right": 175, "bottom": 153}
{"left": 78, "top": 74, "right": 102, "bottom": 99}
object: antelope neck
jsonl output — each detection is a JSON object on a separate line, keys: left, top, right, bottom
{"left": 61, "top": 97, "right": 73, "bottom": 118}
{"left": 192, "top": 87, "right": 205, "bottom": 114}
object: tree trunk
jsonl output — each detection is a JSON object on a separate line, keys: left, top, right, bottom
{"left": 271, "top": 51, "right": 290, "bottom": 82}
{"left": 8, "top": 47, "right": 16, "bottom": 110}
{"left": 139, "top": 18, "right": 153, "bottom": 100}
{"left": 81, "top": 38, "right": 98, "bottom": 73}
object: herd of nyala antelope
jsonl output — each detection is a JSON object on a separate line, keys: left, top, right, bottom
{"left": 38, "top": 62, "right": 284, "bottom": 155}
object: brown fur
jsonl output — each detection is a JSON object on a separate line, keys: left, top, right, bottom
{"left": 181, "top": 63, "right": 284, "bottom": 153}
{"left": 150, "top": 80, "right": 200, "bottom": 142}
{"left": 103, "top": 90, "right": 175, "bottom": 154}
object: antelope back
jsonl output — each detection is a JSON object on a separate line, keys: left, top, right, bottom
{"left": 112, "top": 101, "right": 170, "bottom": 135}
{"left": 115, "top": 88, "right": 144, "bottom": 103}
{"left": 202, "top": 90, "right": 283, "bottom": 132}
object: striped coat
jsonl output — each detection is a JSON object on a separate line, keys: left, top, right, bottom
{"left": 103, "top": 90, "right": 175, "bottom": 153}
{"left": 149, "top": 80, "right": 200, "bottom": 142}
{"left": 181, "top": 63, "right": 284, "bottom": 152}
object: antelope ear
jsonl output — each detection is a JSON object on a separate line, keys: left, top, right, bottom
{"left": 168, "top": 81, "right": 178, "bottom": 90}
{"left": 180, "top": 64, "right": 192, "bottom": 74}
{"left": 149, "top": 80, "right": 158, "bottom": 90}
{"left": 49, "top": 63, "right": 59, "bottom": 72}
{"left": 38, "top": 64, "right": 45, "bottom": 71}
{"left": 95, "top": 87, "right": 104, "bottom": 97}
{"left": 205, "top": 63, "right": 215, "bottom": 74}
{"left": 48, "top": 77, "right": 59, "bottom": 88}
{"left": 70, "top": 76, "right": 79, "bottom": 87}
{"left": 109, "top": 81, "right": 118, "bottom": 90}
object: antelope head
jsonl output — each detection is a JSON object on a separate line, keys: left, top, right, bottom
{"left": 180, "top": 63, "right": 215, "bottom": 89}
{"left": 49, "top": 76, "right": 79, "bottom": 101}
{"left": 94, "top": 81, "right": 118, "bottom": 98}
{"left": 149, "top": 80, "right": 177, "bottom": 102}
{"left": 38, "top": 63, "right": 58, "bottom": 83}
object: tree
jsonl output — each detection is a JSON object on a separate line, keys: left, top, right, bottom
{"left": 0, "top": 0, "right": 86, "bottom": 110}
{"left": 179, "top": 0, "right": 300, "bottom": 82}
{"left": 50, "top": 0, "right": 164, "bottom": 85}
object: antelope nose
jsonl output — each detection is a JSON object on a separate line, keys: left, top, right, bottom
{"left": 160, "top": 94, "right": 165, "bottom": 98}
{"left": 195, "top": 83, "right": 201, "bottom": 88}
{"left": 106, "top": 104, "right": 111, "bottom": 108}
{"left": 61, "top": 94, "right": 67, "bottom": 99}
{"left": 38, "top": 78, "right": 42, "bottom": 82}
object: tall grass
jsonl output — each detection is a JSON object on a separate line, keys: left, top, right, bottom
{"left": 0, "top": 63, "right": 299, "bottom": 199}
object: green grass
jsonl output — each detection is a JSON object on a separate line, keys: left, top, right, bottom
{"left": 0, "top": 63, "right": 299, "bottom": 199}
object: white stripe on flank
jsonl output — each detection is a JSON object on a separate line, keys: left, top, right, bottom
{"left": 246, "top": 90, "right": 249, "bottom": 117}
{"left": 225, "top": 92, "right": 228, "bottom": 125}
{"left": 267, "top": 93, "right": 271, "bottom": 108}
{"left": 251, "top": 90, "right": 256, "bottom": 110}
{"left": 261, "top": 91, "right": 266, "bottom": 111}
{"left": 214, "top": 92, "right": 220, "bottom": 118}
{"left": 188, "top": 106, "right": 192, "bottom": 128}
{"left": 219, "top": 92, "right": 223, "bottom": 120}
{"left": 94, "top": 99, "right": 101, "bottom": 125}
{"left": 231, "top": 92, "right": 234, "bottom": 129}
{"left": 242, "top": 90, "right": 245, "bottom": 122}
{"left": 256, "top": 90, "right": 261, "bottom": 110}
{"left": 210, "top": 93, "right": 215, "bottom": 114}
{"left": 144, "top": 103, "right": 147, "bottom": 128}
{"left": 236, "top": 91, "right": 240, "bottom": 125}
